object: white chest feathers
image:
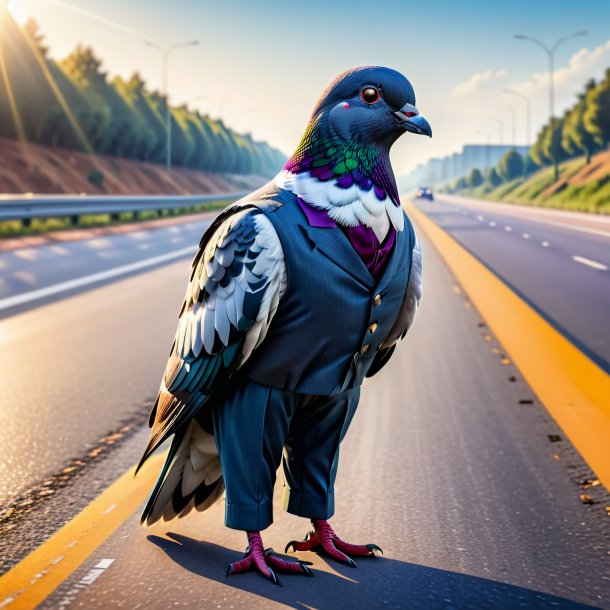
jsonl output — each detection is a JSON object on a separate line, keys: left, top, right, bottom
{"left": 275, "top": 170, "right": 404, "bottom": 241}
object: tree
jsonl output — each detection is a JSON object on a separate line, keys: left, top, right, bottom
{"left": 0, "top": 20, "right": 285, "bottom": 176}
{"left": 523, "top": 154, "right": 539, "bottom": 176}
{"left": 23, "top": 18, "right": 48, "bottom": 58}
{"left": 497, "top": 149, "right": 524, "bottom": 181}
{"left": 543, "top": 116, "right": 569, "bottom": 180}
{"left": 530, "top": 124, "right": 551, "bottom": 167}
{"left": 468, "top": 168, "right": 484, "bottom": 188}
{"left": 485, "top": 167, "right": 503, "bottom": 187}
{"left": 563, "top": 81, "right": 597, "bottom": 164}
{"left": 455, "top": 177, "right": 468, "bottom": 190}
{"left": 584, "top": 68, "right": 610, "bottom": 150}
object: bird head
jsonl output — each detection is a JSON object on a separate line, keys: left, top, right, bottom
{"left": 310, "top": 66, "right": 432, "bottom": 147}
{"left": 282, "top": 67, "right": 431, "bottom": 204}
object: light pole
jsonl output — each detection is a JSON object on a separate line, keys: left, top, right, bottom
{"left": 513, "top": 31, "right": 587, "bottom": 180}
{"left": 503, "top": 88, "right": 531, "bottom": 147}
{"left": 145, "top": 39, "right": 199, "bottom": 170}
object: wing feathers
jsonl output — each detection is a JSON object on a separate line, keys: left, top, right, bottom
{"left": 139, "top": 206, "right": 286, "bottom": 492}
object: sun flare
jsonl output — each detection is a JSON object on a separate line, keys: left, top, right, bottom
{"left": 6, "top": 0, "right": 29, "bottom": 25}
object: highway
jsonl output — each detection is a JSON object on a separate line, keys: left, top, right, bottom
{"left": 412, "top": 194, "right": 610, "bottom": 373}
{"left": 0, "top": 203, "right": 609, "bottom": 609}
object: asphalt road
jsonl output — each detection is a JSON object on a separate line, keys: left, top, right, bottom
{"left": 0, "top": 219, "right": 212, "bottom": 315}
{"left": 413, "top": 194, "right": 610, "bottom": 373}
{"left": 1, "top": 212, "right": 608, "bottom": 609}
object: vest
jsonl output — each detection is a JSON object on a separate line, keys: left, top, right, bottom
{"left": 244, "top": 190, "right": 415, "bottom": 395}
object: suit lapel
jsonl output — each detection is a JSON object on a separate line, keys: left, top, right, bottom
{"left": 302, "top": 224, "right": 376, "bottom": 290}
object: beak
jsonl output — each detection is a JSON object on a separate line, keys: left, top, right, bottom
{"left": 394, "top": 103, "right": 432, "bottom": 137}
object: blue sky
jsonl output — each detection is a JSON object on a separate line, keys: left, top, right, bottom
{"left": 8, "top": 0, "right": 610, "bottom": 174}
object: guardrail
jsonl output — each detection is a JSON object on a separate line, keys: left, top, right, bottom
{"left": 0, "top": 192, "right": 247, "bottom": 224}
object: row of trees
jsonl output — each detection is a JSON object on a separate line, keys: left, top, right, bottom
{"left": 450, "top": 67, "right": 610, "bottom": 192}
{"left": 531, "top": 71, "right": 610, "bottom": 177}
{"left": 452, "top": 149, "right": 534, "bottom": 192}
{"left": 0, "top": 14, "right": 285, "bottom": 176}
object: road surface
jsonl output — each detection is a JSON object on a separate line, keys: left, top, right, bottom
{"left": 413, "top": 194, "right": 610, "bottom": 373}
{"left": 0, "top": 207, "right": 608, "bottom": 609}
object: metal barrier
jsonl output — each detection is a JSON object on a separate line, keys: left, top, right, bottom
{"left": 0, "top": 192, "right": 247, "bottom": 222}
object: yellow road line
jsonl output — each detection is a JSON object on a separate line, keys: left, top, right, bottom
{"left": 0, "top": 454, "right": 164, "bottom": 609}
{"left": 406, "top": 199, "right": 610, "bottom": 488}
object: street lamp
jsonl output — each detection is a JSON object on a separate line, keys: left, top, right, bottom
{"left": 513, "top": 31, "right": 587, "bottom": 179}
{"left": 145, "top": 39, "right": 199, "bottom": 170}
{"left": 503, "top": 88, "right": 531, "bottom": 147}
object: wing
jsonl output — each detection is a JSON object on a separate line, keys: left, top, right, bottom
{"left": 137, "top": 205, "right": 287, "bottom": 470}
{"left": 367, "top": 232, "right": 422, "bottom": 377}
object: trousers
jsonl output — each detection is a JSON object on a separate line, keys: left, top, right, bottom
{"left": 211, "top": 375, "right": 360, "bottom": 531}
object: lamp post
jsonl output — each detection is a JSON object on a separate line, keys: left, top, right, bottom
{"left": 503, "top": 88, "right": 531, "bottom": 147}
{"left": 145, "top": 39, "right": 199, "bottom": 170}
{"left": 513, "top": 31, "right": 587, "bottom": 180}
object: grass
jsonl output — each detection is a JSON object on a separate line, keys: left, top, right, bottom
{"left": 0, "top": 199, "right": 232, "bottom": 238}
{"left": 453, "top": 155, "right": 610, "bottom": 215}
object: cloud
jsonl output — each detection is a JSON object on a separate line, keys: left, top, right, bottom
{"left": 451, "top": 68, "right": 507, "bottom": 96}
{"left": 513, "top": 39, "right": 610, "bottom": 99}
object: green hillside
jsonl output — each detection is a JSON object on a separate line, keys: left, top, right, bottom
{"left": 0, "top": 10, "right": 285, "bottom": 176}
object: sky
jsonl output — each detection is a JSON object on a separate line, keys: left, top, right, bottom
{"left": 6, "top": 0, "right": 610, "bottom": 176}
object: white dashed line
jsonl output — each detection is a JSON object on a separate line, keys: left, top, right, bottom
{"left": 541, "top": 241, "right": 550, "bottom": 247}
{"left": 489, "top": 221, "right": 496, "bottom": 227}
{"left": 572, "top": 255, "right": 608, "bottom": 271}
{"left": 522, "top": 233, "right": 530, "bottom": 239}
{"left": 0, "top": 246, "right": 196, "bottom": 312}
{"left": 57, "top": 559, "right": 115, "bottom": 607}
{"left": 504, "top": 226, "right": 512, "bottom": 232}
{"left": 477, "top": 215, "right": 484, "bottom": 221}
{"left": 13, "top": 248, "right": 39, "bottom": 262}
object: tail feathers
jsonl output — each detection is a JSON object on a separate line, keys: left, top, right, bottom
{"left": 141, "top": 421, "right": 224, "bottom": 527}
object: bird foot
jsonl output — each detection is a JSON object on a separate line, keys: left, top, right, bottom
{"left": 227, "top": 531, "right": 313, "bottom": 586}
{"left": 285, "top": 519, "right": 382, "bottom": 567}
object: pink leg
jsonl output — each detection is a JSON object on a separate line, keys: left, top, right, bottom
{"left": 285, "top": 520, "right": 383, "bottom": 567}
{"left": 227, "top": 531, "right": 313, "bottom": 586}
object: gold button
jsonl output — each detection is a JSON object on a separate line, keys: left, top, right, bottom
{"left": 361, "top": 344, "right": 370, "bottom": 354}
{"left": 373, "top": 294, "right": 381, "bottom": 306}
{"left": 368, "top": 322, "right": 378, "bottom": 334}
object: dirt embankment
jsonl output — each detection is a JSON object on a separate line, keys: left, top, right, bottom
{"left": 0, "top": 137, "right": 268, "bottom": 195}
{"left": 542, "top": 149, "right": 610, "bottom": 198}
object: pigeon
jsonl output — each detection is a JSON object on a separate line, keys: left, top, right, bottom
{"left": 137, "top": 66, "right": 430, "bottom": 585}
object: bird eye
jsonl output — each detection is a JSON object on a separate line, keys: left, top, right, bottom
{"left": 360, "top": 87, "right": 380, "bottom": 104}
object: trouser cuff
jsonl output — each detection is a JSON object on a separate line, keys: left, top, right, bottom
{"left": 282, "top": 486, "right": 335, "bottom": 520}
{"left": 224, "top": 501, "right": 273, "bottom": 531}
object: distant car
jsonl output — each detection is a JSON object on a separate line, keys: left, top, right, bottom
{"left": 415, "top": 187, "right": 434, "bottom": 201}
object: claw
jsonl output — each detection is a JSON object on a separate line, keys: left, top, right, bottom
{"left": 268, "top": 568, "right": 281, "bottom": 587}
{"left": 285, "top": 520, "right": 382, "bottom": 567}
{"left": 227, "top": 531, "right": 313, "bottom": 584}
{"left": 284, "top": 531, "right": 319, "bottom": 554}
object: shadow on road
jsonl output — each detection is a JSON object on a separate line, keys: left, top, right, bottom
{"left": 148, "top": 533, "right": 599, "bottom": 610}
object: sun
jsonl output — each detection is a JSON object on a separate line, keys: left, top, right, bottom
{"left": 6, "top": 0, "right": 29, "bottom": 25}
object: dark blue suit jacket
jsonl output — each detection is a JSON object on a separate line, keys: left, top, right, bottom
{"left": 244, "top": 189, "right": 415, "bottom": 395}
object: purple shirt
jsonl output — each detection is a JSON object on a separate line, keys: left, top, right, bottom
{"left": 296, "top": 197, "right": 396, "bottom": 281}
